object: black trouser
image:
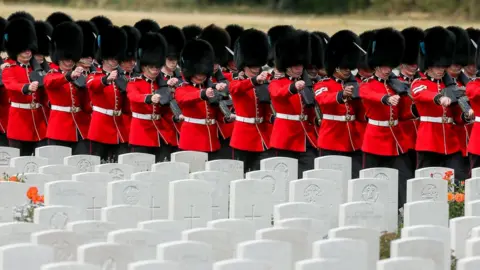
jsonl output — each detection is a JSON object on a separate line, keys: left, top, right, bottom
{"left": 90, "top": 141, "right": 120, "bottom": 163}
{"left": 9, "top": 139, "right": 47, "bottom": 156}
{"left": 48, "top": 138, "right": 90, "bottom": 155}
{"left": 319, "top": 148, "right": 363, "bottom": 179}
{"left": 216, "top": 137, "right": 233, "bottom": 160}
{"left": 407, "top": 149, "right": 417, "bottom": 177}
{"left": 417, "top": 151, "right": 464, "bottom": 182}
{"left": 0, "top": 133, "right": 8, "bottom": 146}
{"left": 363, "top": 152, "right": 413, "bottom": 209}
{"left": 274, "top": 142, "right": 318, "bottom": 179}
{"left": 232, "top": 148, "right": 275, "bottom": 173}
{"left": 117, "top": 143, "right": 131, "bottom": 156}
{"left": 461, "top": 155, "right": 471, "bottom": 180}
{"left": 471, "top": 154, "right": 480, "bottom": 171}
{"left": 131, "top": 144, "right": 176, "bottom": 163}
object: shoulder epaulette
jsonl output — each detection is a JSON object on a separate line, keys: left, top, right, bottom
{"left": 363, "top": 76, "right": 374, "bottom": 83}
{"left": 47, "top": 68, "right": 58, "bottom": 74}
{"left": 130, "top": 76, "right": 142, "bottom": 82}
{"left": 412, "top": 77, "right": 423, "bottom": 84}
{"left": 1, "top": 63, "right": 12, "bottom": 69}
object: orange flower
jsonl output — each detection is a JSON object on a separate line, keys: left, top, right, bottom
{"left": 35, "top": 195, "right": 44, "bottom": 203}
{"left": 448, "top": 192, "right": 454, "bottom": 201}
{"left": 461, "top": 181, "right": 465, "bottom": 186}
{"left": 27, "top": 187, "right": 38, "bottom": 200}
{"left": 8, "top": 176, "right": 18, "bottom": 182}
{"left": 455, "top": 193, "right": 465, "bottom": 203}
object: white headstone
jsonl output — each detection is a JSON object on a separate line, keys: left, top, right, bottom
{"left": 138, "top": 220, "right": 186, "bottom": 243}
{"left": 391, "top": 237, "right": 447, "bottom": 270}
{"left": 359, "top": 167, "right": 398, "bottom": 208}
{"left": 415, "top": 167, "right": 454, "bottom": 181}
{"left": 237, "top": 240, "right": 292, "bottom": 270}
{"left": 118, "top": 153, "right": 155, "bottom": 173}
{"left": 246, "top": 170, "right": 286, "bottom": 204}
{"left": 256, "top": 227, "right": 309, "bottom": 263}
{"left": 77, "top": 242, "right": 134, "bottom": 270}
{"left": 457, "top": 257, "right": 480, "bottom": 270}
{"left": 23, "top": 173, "right": 56, "bottom": 194}
{"left": 466, "top": 200, "right": 480, "bottom": 216}
{"left": 303, "top": 169, "right": 344, "bottom": 203}
{"left": 0, "top": 243, "right": 54, "bottom": 270}
{"left": 407, "top": 178, "right": 448, "bottom": 203}
{"left": 207, "top": 219, "right": 255, "bottom": 251}
{"left": 151, "top": 162, "right": 190, "bottom": 178}
{"left": 41, "top": 262, "right": 101, "bottom": 270}
{"left": 31, "top": 229, "right": 83, "bottom": 262}
{"left": 64, "top": 155, "right": 101, "bottom": 173}
{"left": 0, "top": 166, "right": 18, "bottom": 177}
{"left": 0, "top": 181, "right": 29, "bottom": 222}
{"left": 171, "top": 151, "right": 208, "bottom": 173}
{"left": 107, "top": 180, "right": 151, "bottom": 207}
{"left": 127, "top": 260, "right": 178, "bottom": 270}
{"left": 376, "top": 257, "right": 435, "bottom": 270}
{"left": 73, "top": 172, "right": 113, "bottom": 220}
{"left": 35, "top": 145, "right": 72, "bottom": 165}
{"left": 276, "top": 218, "right": 329, "bottom": 242}
{"left": 182, "top": 228, "right": 234, "bottom": 261}
{"left": 101, "top": 205, "right": 150, "bottom": 229}
{"left": 39, "top": 165, "right": 78, "bottom": 180}
{"left": 157, "top": 240, "right": 213, "bottom": 270}
{"left": 403, "top": 201, "right": 449, "bottom": 227}
{"left": 95, "top": 163, "right": 134, "bottom": 180}
{"left": 34, "top": 205, "right": 86, "bottom": 230}
{"left": 273, "top": 202, "right": 324, "bottom": 223}
{"left": 190, "top": 171, "right": 234, "bottom": 219}
{"left": 338, "top": 202, "right": 387, "bottom": 232}
{"left": 466, "top": 178, "right": 480, "bottom": 204}
{"left": 450, "top": 217, "right": 480, "bottom": 259}
{"left": 312, "top": 238, "right": 368, "bottom": 270}
{"left": 131, "top": 172, "right": 173, "bottom": 219}
{"left": 213, "top": 259, "right": 269, "bottom": 270}
{"left": 260, "top": 157, "right": 298, "bottom": 189}
{"left": 295, "top": 258, "right": 347, "bottom": 270}
{"left": 108, "top": 228, "right": 162, "bottom": 261}
{"left": 0, "top": 222, "right": 45, "bottom": 245}
{"left": 66, "top": 220, "right": 117, "bottom": 244}
{"left": 206, "top": 159, "right": 244, "bottom": 180}
{"left": 10, "top": 156, "right": 48, "bottom": 173}
{"left": 45, "top": 180, "right": 89, "bottom": 209}
{"left": 0, "top": 147, "right": 19, "bottom": 166}
{"left": 314, "top": 155, "right": 352, "bottom": 183}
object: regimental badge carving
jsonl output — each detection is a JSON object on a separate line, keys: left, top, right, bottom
{"left": 303, "top": 184, "right": 323, "bottom": 203}
{"left": 421, "top": 184, "right": 438, "bottom": 200}
{"left": 49, "top": 212, "right": 69, "bottom": 229}
{"left": 24, "top": 162, "right": 38, "bottom": 173}
{"left": 109, "top": 168, "right": 124, "bottom": 180}
{"left": 77, "top": 159, "right": 92, "bottom": 173}
{"left": 262, "top": 175, "right": 276, "bottom": 193}
{"left": 273, "top": 162, "right": 289, "bottom": 178}
{"left": 0, "top": 152, "right": 10, "bottom": 166}
{"left": 374, "top": 173, "right": 389, "bottom": 180}
{"left": 362, "top": 184, "right": 379, "bottom": 203}
{"left": 122, "top": 186, "right": 140, "bottom": 205}
{"left": 52, "top": 240, "right": 73, "bottom": 260}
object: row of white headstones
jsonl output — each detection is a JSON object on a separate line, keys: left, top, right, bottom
{"left": 1, "top": 146, "right": 480, "bottom": 269}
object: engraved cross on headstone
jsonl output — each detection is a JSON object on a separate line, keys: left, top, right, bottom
{"left": 184, "top": 205, "right": 200, "bottom": 229}
{"left": 244, "top": 204, "right": 262, "bottom": 220}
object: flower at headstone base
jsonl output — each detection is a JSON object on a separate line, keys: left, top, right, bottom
{"left": 445, "top": 171, "right": 464, "bottom": 219}
{"left": 13, "top": 186, "right": 44, "bottom": 223}
{"left": 1, "top": 172, "right": 26, "bottom": 183}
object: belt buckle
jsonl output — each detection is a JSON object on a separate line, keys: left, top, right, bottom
{"left": 255, "top": 117, "right": 262, "bottom": 124}
{"left": 206, "top": 118, "right": 213, "bottom": 125}
{"left": 30, "top": 102, "right": 37, "bottom": 109}
{"left": 299, "top": 114, "right": 306, "bottom": 121}
{"left": 388, "top": 119, "right": 395, "bottom": 126}
{"left": 151, "top": 114, "right": 160, "bottom": 121}
{"left": 442, "top": 116, "right": 448, "bottom": 123}
{"left": 71, "top": 106, "right": 80, "bottom": 113}
{"left": 113, "top": 110, "right": 121, "bottom": 117}
{"left": 345, "top": 114, "right": 352, "bottom": 121}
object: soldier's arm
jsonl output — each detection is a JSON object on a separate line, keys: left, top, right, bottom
{"left": 452, "top": 104, "right": 470, "bottom": 124}
{"left": 2, "top": 67, "right": 31, "bottom": 95}
{"left": 44, "top": 71, "right": 70, "bottom": 89}
{"left": 314, "top": 84, "right": 344, "bottom": 105}
{"left": 269, "top": 79, "right": 297, "bottom": 98}
{"left": 175, "top": 86, "right": 208, "bottom": 106}
{"left": 122, "top": 96, "right": 131, "bottom": 115}
{"left": 229, "top": 78, "right": 256, "bottom": 94}
{"left": 86, "top": 73, "right": 108, "bottom": 93}
{"left": 127, "top": 82, "right": 153, "bottom": 105}
{"left": 411, "top": 81, "right": 440, "bottom": 104}
{"left": 466, "top": 80, "right": 480, "bottom": 101}
{"left": 398, "top": 96, "right": 419, "bottom": 120}
{"left": 359, "top": 83, "right": 391, "bottom": 104}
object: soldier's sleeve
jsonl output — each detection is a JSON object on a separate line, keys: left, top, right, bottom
{"left": 86, "top": 73, "right": 108, "bottom": 93}
{"left": 398, "top": 96, "right": 418, "bottom": 120}
{"left": 127, "top": 81, "right": 151, "bottom": 104}
{"left": 466, "top": 79, "right": 480, "bottom": 101}
{"left": 2, "top": 67, "right": 31, "bottom": 95}
{"left": 412, "top": 80, "right": 440, "bottom": 104}
{"left": 175, "top": 86, "right": 207, "bottom": 106}
{"left": 359, "top": 83, "right": 390, "bottom": 105}
{"left": 314, "top": 82, "right": 344, "bottom": 105}
{"left": 44, "top": 71, "right": 69, "bottom": 89}
{"left": 230, "top": 78, "right": 254, "bottom": 95}
{"left": 452, "top": 103, "right": 469, "bottom": 124}
{"left": 269, "top": 79, "right": 297, "bottom": 98}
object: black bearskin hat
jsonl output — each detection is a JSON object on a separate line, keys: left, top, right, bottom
{"left": 7, "top": 11, "right": 34, "bottom": 22}
{"left": 234, "top": 28, "right": 269, "bottom": 70}
{"left": 76, "top": 20, "right": 98, "bottom": 58}
{"left": 180, "top": 39, "right": 214, "bottom": 80}
{"left": 34, "top": 21, "right": 53, "bottom": 56}
{"left": 138, "top": 32, "right": 167, "bottom": 68}
{"left": 51, "top": 21, "right": 83, "bottom": 64}
{"left": 0, "top": 17, "right": 6, "bottom": 52}
{"left": 46, "top": 12, "right": 73, "bottom": 29}
{"left": 313, "top": 31, "right": 330, "bottom": 45}
{"left": 447, "top": 26, "right": 471, "bottom": 66}
{"left": 90, "top": 15, "right": 112, "bottom": 35}
{"left": 400, "top": 27, "right": 424, "bottom": 65}
{"left": 98, "top": 25, "right": 127, "bottom": 61}
{"left": 310, "top": 32, "right": 325, "bottom": 69}
{"left": 325, "top": 30, "right": 362, "bottom": 76}
{"left": 134, "top": 19, "right": 160, "bottom": 36}
{"left": 267, "top": 25, "right": 295, "bottom": 67}
{"left": 198, "top": 24, "right": 231, "bottom": 65}
{"left": 182, "top": 24, "right": 202, "bottom": 42}
{"left": 225, "top": 24, "right": 244, "bottom": 64}
{"left": 467, "top": 27, "right": 480, "bottom": 66}
{"left": 275, "top": 30, "right": 311, "bottom": 72}
{"left": 358, "top": 30, "right": 375, "bottom": 70}
{"left": 4, "top": 18, "right": 37, "bottom": 59}
{"left": 120, "top": 25, "right": 141, "bottom": 61}
{"left": 423, "top": 26, "right": 455, "bottom": 68}
{"left": 159, "top": 25, "right": 186, "bottom": 60}
{"left": 368, "top": 28, "right": 405, "bottom": 68}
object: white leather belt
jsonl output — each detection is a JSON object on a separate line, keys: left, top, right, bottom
{"left": 276, "top": 113, "right": 308, "bottom": 121}
{"left": 11, "top": 102, "right": 41, "bottom": 110}
{"left": 132, "top": 112, "right": 160, "bottom": 121}
{"left": 475, "top": 116, "right": 480, "bottom": 122}
{"left": 51, "top": 105, "right": 81, "bottom": 113}
{"left": 323, "top": 114, "right": 355, "bottom": 122}
{"left": 93, "top": 106, "right": 122, "bottom": 116}
{"left": 184, "top": 117, "right": 216, "bottom": 125}
{"left": 420, "top": 116, "right": 453, "bottom": 124}
{"left": 368, "top": 119, "right": 398, "bottom": 127}
{"left": 236, "top": 116, "right": 263, "bottom": 124}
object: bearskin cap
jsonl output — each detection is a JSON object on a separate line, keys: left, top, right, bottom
{"left": 275, "top": 30, "right": 311, "bottom": 72}
{"left": 400, "top": 27, "right": 424, "bottom": 65}
{"left": 310, "top": 32, "right": 325, "bottom": 69}
{"left": 90, "top": 15, "right": 112, "bottom": 35}
{"left": 180, "top": 39, "right": 214, "bottom": 80}
{"left": 447, "top": 26, "right": 471, "bottom": 66}
{"left": 0, "top": 17, "right": 7, "bottom": 52}
{"left": 368, "top": 28, "right": 404, "bottom": 68}
{"left": 34, "top": 21, "right": 53, "bottom": 56}
{"left": 46, "top": 12, "right": 73, "bottom": 29}
{"left": 267, "top": 25, "right": 295, "bottom": 67}
{"left": 313, "top": 31, "right": 330, "bottom": 45}
{"left": 198, "top": 24, "right": 231, "bottom": 65}
{"left": 325, "top": 30, "right": 362, "bottom": 76}
{"left": 358, "top": 30, "right": 375, "bottom": 70}
{"left": 234, "top": 28, "right": 269, "bottom": 70}
{"left": 467, "top": 27, "right": 480, "bottom": 66}
{"left": 76, "top": 20, "right": 98, "bottom": 58}
{"left": 159, "top": 25, "right": 186, "bottom": 60}
{"left": 97, "top": 25, "right": 127, "bottom": 61}
{"left": 138, "top": 32, "right": 167, "bottom": 68}
{"left": 182, "top": 24, "right": 202, "bottom": 42}
{"left": 225, "top": 24, "right": 244, "bottom": 64}
{"left": 120, "top": 25, "right": 141, "bottom": 61}
{"left": 51, "top": 21, "right": 83, "bottom": 64}
{"left": 134, "top": 19, "right": 160, "bottom": 36}
{"left": 7, "top": 11, "right": 34, "bottom": 22}
{"left": 4, "top": 18, "right": 37, "bottom": 59}
{"left": 423, "top": 26, "right": 455, "bottom": 68}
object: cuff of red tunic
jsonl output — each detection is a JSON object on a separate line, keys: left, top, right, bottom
{"left": 434, "top": 94, "right": 442, "bottom": 105}
{"left": 289, "top": 83, "right": 298, "bottom": 94}
{"left": 200, "top": 89, "right": 208, "bottom": 101}
{"left": 65, "top": 71, "right": 74, "bottom": 82}
{"left": 336, "top": 91, "right": 345, "bottom": 104}
{"left": 381, "top": 95, "right": 390, "bottom": 105}
{"left": 21, "top": 84, "right": 31, "bottom": 95}
{"left": 251, "top": 76, "right": 261, "bottom": 86}
{"left": 144, "top": 94, "right": 153, "bottom": 104}
{"left": 101, "top": 76, "right": 110, "bottom": 86}
{"left": 411, "top": 104, "right": 419, "bottom": 117}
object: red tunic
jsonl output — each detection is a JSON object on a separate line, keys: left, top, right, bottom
{"left": 212, "top": 77, "right": 234, "bottom": 140}
{"left": 176, "top": 83, "right": 220, "bottom": 152}
{"left": 397, "top": 75, "right": 419, "bottom": 151}
{"left": 44, "top": 66, "right": 91, "bottom": 142}
{"left": 0, "top": 84, "right": 9, "bottom": 135}
{"left": 121, "top": 73, "right": 133, "bottom": 143}
{"left": 127, "top": 76, "right": 177, "bottom": 147}
{"left": 360, "top": 77, "right": 416, "bottom": 156}
{"left": 269, "top": 77, "right": 317, "bottom": 152}
{"left": 453, "top": 78, "right": 472, "bottom": 157}
{"left": 222, "top": 71, "right": 234, "bottom": 82}
{"left": 2, "top": 59, "right": 48, "bottom": 141}
{"left": 229, "top": 78, "right": 273, "bottom": 152}
{"left": 466, "top": 79, "right": 480, "bottom": 155}
{"left": 314, "top": 78, "right": 362, "bottom": 152}
{"left": 354, "top": 76, "right": 367, "bottom": 146}
{"left": 87, "top": 71, "right": 129, "bottom": 144}
{"left": 412, "top": 76, "right": 464, "bottom": 155}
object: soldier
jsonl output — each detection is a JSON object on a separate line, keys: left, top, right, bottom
{"left": 2, "top": 18, "right": 48, "bottom": 155}
{"left": 0, "top": 17, "right": 8, "bottom": 146}
{"left": 306, "top": 32, "right": 325, "bottom": 133}
{"left": 230, "top": 28, "right": 274, "bottom": 172}
{"left": 46, "top": 11, "right": 72, "bottom": 29}
{"left": 312, "top": 31, "right": 329, "bottom": 78}
{"left": 76, "top": 20, "right": 99, "bottom": 72}
{"left": 44, "top": 21, "right": 90, "bottom": 154}
{"left": 224, "top": 24, "right": 244, "bottom": 80}
{"left": 360, "top": 28, "right": 415, "bottom": 207}
{"left": 90, "top": 15, "right": 113, "bottom": 70}
{"left": 269, "top": 30, "right": 317, "bottom": 178}
{"left": 466, "top": 27, "right": 480, "bottom": 78}
{"left": 176, "top": 39, "right": 222, "bottom": 159}
{"left": 134, "top": 19, "right": 160, "bottom": 36}
{"left": 412, "top": 26, "right": 467, "bottom": 179}
{"left": 86, "top": 26, "right": 128, "bottom": 162}
{"left": 7, "top": 11, "right": 34, "bottom": 23}
{"left": 33, "top": 21, "right": 53, "bottom": 71}
{"left": 266, "top": 25, "right": 295, "bottom": 77}
{"left": 466, "top": 32, "right": 480, "bottom": 168}
{"left": 314, "top": 30, "right": 363, "bottom": 178}
{"left": 182, "top": 24, "right": 202, "bottom": 43}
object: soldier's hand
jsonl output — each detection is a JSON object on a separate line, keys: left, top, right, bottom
{"left": 229, "top": 113, "right": 236, "bottom": 121}
{"left": 0, "top": 63, "right": 10, "bottom": 70}
{"left": 256, "top": 71, "right": 268, "bottom": 84}
{"left": 388, "top": 95, "right": 400, "bottom": 106}
{"left": 343, "top": 85, "right": 354, "bottom": 97}
{"left": 179, "top": 114, "right": 185, "bottom": 121}
{"left": 206, "top": 87, "right": 215, "bottom": 98}
{"left": 469, "top": 109, "right": 475, "bottom": 119}
{"left": 151, "top": 94, "right": 161, "bottom": 104}
{"left": 107, "top": 70, "right": 118, "bottom": 82}
{"left": 29, "top": 81, "right": 39, "bottom": 92}
{"left": 295, "top": 80, "right": 305, "bottom": 91}
{"left": 167, "top": 78, "right": 179, "bottom": 87}
{"left": 237, "top": 71, "right": 245, "bottom": 79}
{"left": 440, "top": 96, "right": 452, "bottom": 107}
{"left": 71, "top": 67, "right": 84, "bottom": 79}
{"left": 216, "top": 83, "right": 227, "bottom": 91}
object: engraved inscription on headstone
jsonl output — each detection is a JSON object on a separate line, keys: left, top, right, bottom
{"left": 273, "top": 162, "right": 288, "bottom": 178}
{"left": 431, "top": 172, "right": 443, "bottom": 179}
{"left": 134, "top": 161, "right": 150, "bottom": 172}
{"left": 77, "top": 159, "right": 93, "bottom": 173}
{"left": 0, "top": 152, "right": 10, "bottom": 166}
{"left": 52, "top": 240, "right": 73, "bottom": 260}
{"left": 329, "top": 164, "right": 343, "bottom": 171}
{"left": 109, "top": 168, "right": 124, "bottom": 180}
{"left": 261, "top": 175, "right": 276, "bottom": 193}
{"left": 122, "top": 186, "right": 140, "bottom": 205}
{"left": 24, "top": 162, "right": 38, "bottom": 173}
{"left": 50, "top": 212, "right": 69, "bottom": 229}
{"left": 421, "top": 184, "right": 438, "bottom": 200}
{"left": 184, "top": 205, "right": 200, "bottom": 229}
{"left": 374, "top": 173, "right": 389, "bottom": 180}
{"left": 303, "top": 184, "right": 323, "bottom": 203}
{"left": 244, "top": 204, "right": 262, "bottom": 221}
{"left": 102, "top": 257, "right": 116, "bottom": 270}
{"left": 362, "top": 184, "right": 379, "bottom": 203}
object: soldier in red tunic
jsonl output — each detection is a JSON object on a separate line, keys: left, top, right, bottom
{"left": 314, "top": 30, "right": 363, "bottom": 178}
{"left": 412, "top": 26, "right": 467, "bottom": 179}
{"left": 466, "top": 28, "right": 480, "bottom": 168}
{"left": 0, "top": 17, "right": 8, "bottom": 146}
{"left": 44, "top": 21, "right": 90, "bottom": 154}
{"left": 311, "top": 31, "right": 329, "bottom": 79}
{"left": 266, "top": 25, "right": 295, "bottom": 78}
{"left": 89, "top": 15, "right": 112, "bottom": 70}
{"left": 466, "top": 28, "right": 480, "bottom": 79}
{"left": 2, "top": 18, "right": 48, "bottom": 155}
{"left": 230, "top": 28, "right": 274, "bottom": 172}
{"left": 269, "top": 30, "right": 317, "bottom": 178}
{"left": 360, "top": 28, "right": 416, "bottom": 207}
{"left": 223, "top": 24, "right": 244, "bottom": 81}
{"left": 87, "top": 25, "right": 128, "bottom": 161}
